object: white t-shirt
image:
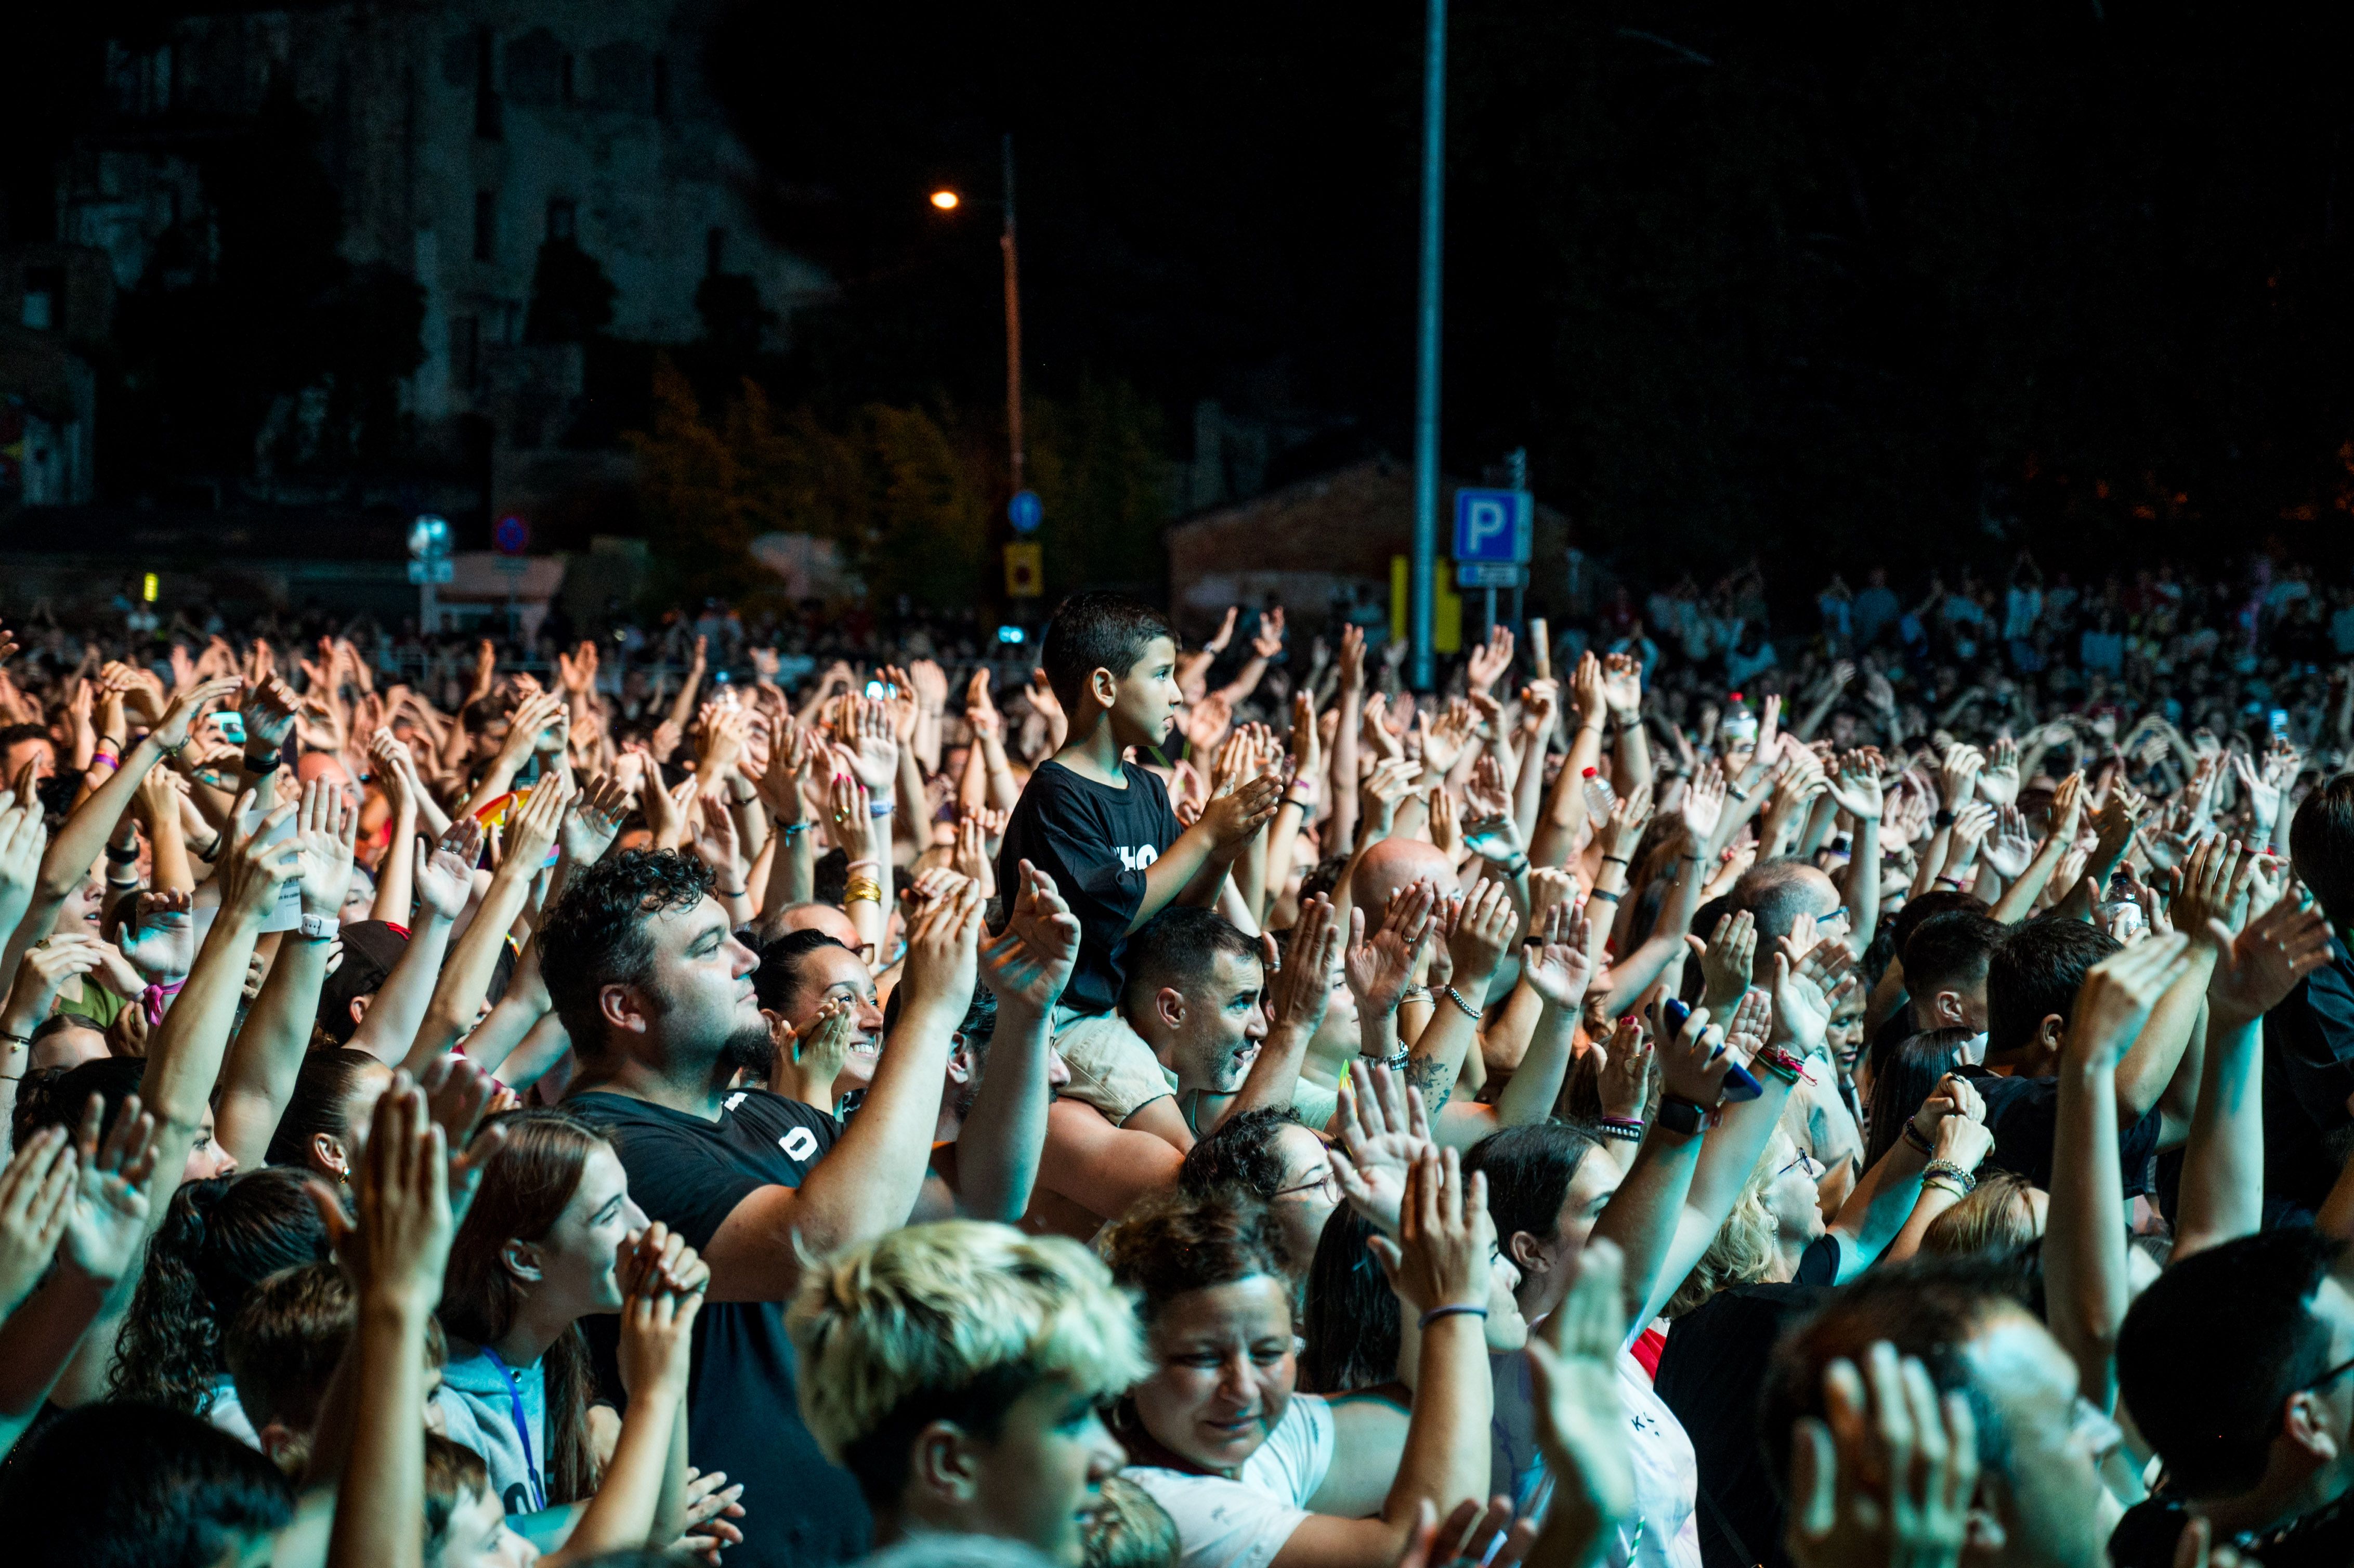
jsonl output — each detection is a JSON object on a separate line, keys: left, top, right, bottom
{"left": 1126, "top": 1393, "right": 1336, "bottom": 1568}
{"left": 1492, "top": 1345, "right": 1699, "bottom": 1568}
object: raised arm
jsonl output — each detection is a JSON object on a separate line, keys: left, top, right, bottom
{"left": 1132, "top": 772, "right": 1283, "bottom": 932}
{"left": 955, "top": 863, "right": 1081, "bottom": 1221}
{"left": 344, "top": 822, "right": 479, "bottom": 1068}
{"left": 2174, "top": 873, "right": 2332, "bottom": 1260}
{"left": 214, "top": 782, "right": 357, "bottom": 1168}
{"left": 700, "top": 882, "right": 983, "bottom": 1301}
{"left": 407, "top": 785, "right": 567, "bottom": 1074}
{"left": 2045, "top": 933, "right": 2193, "bottom": 1415}
{"left": 1403, "top": 880, "right": 1515, "bottom": 1119}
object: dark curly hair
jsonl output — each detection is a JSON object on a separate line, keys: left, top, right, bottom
{"left": 539, "top": 849, "right": 716, "bottom": 1053}
{"left": 1177, "top": 1108, "right": 1304, "bottom": 1203}
{"left": 1098, "top": 1187, "right": 1292, "bottom": 1325}
{"left": 109, "top": 1169, "right": 332, "bottom": 1415}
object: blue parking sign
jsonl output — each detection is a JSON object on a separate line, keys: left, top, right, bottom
{"left": 1453, "top": 489, "right": 1531, "bottom": 564}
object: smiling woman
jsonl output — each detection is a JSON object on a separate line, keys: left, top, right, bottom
{"left": 1101, "top": 1178, "right": 1498, "bottom": 1568}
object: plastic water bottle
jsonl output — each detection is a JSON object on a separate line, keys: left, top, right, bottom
{"left": 1581, "top": 767, "right": 1615, "bottom": 823}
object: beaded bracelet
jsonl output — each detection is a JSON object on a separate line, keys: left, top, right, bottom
{"left": 1596, "top": 1117, "right": 1645, "bottom": 1143}
{"left": 1902, "top": 1120, "right": 1935, "bottom": 1158}
{"left": 1921, "top": 1159, "right": 1978, "bottom": 1195}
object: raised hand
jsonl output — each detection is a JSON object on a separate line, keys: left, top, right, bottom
{"left": 219, "top": 789, "right": 304, "bottom": 922}
{"left": 1654, "top": 1003, "right": 1734, "bottom": 1108}
{"left": 60, "top": 1091, "right": 165, "bottom": 1287}
{"left": 1935, "top": 744, "right": 1984, "bottom": 812}
{"left": 1446, "top": 879, "right": 1519, "bottom": 991}
{"left": 1983, "top": 805, "right": 2035, "bottom": 879}
{"left": 1688, "top": 910, "right": 1758, "bottom": 1015}
{"left": 1594, "top": 1016, "right": 1653, "bottom": 1121}
{"left": 1521, "top": 900, "right": 1595, "bottom": 1010}
{"left": 416, "top": 818, "right": 481, "bottom": 921}
{"left": 1199, "top": 769, "right": 1284, "bottom": 855}
{"left": 2207, "top": 891, "right": 2333, "bottom": 1026}
{"left": 0, "top": 1126, "right": 75, "bottom": 1314}
{"left": 844, "top": 697, "right": 899, "bottom": 796}
{"left": 978, "top": 861, "right": 1082, "bottom": 1014}
{"left": 1368, "top": 1146, "right": 1496, "bottom": 1337}
{"left": 117, "top": 889, "right": 197, "bottom": 984}
{"left": 294, "top": 778, "right": 360, "bottom": 919}
{"left": 1250, "top": 606, "right": 1287, "bottom": 660}
{"left": 306, "top": 1074, "right": 453, "bottom": 1309}
{"left": 417, "top": 1055, "right": 511, "bottom": 1225}
{"left": 898, "top": 878, "right": 985, "bottom": 1015}
{"left": 502, "top": 770, "right": 572, "bottom": 875}
{"left": 1600, "top": 651, "right": 1642, "bottom": 717}
{"left": 564, "top": 772, "right": 632, "bottom": 867}
{"left": 1784, "top": 1344, "right": 1978, "bottom": 1568}
{"left": 2064, "top": 933, "right": 2194, "bottom": 1070}
{"left": 1679, "top": 765, "right": 1728, "bottom": 847}
{"left": 1349, "top": 878, "right": 1438, "bottom": 1017}
{"left": 1977, "top": 736, "right": 2021, "bottom": 807}
{"left": 1467, "top": 626, "right": 1516, "bottom": 694}
{"left": 1329, "top": 1061, "right": 1435, "bottom": 1236}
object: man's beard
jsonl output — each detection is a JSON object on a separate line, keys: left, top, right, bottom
{"left": 719, "top": 1022, "right": 777, "bottom": 1083}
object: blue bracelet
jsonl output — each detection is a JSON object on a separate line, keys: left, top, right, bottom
{"left": 868, "top": 799, "right": 894, "bottom": 818}
{"left": 1417, "top": 1304, "right": 1490, "bottom": 1330}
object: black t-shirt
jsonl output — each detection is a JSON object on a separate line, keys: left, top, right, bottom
{"left": 1956, "top": 1065, "right": 2165, "bottom": 1197}
{"left": 1653, "top": 1249, "right": 1837, "bottom": 1568}
{"left": 995, "top": 758, "right": 1179, "bottom": 1015}
{"left": 569, "top": 1089, "right": 871, "bottom": 1568}
{"left": 2111, "top": 1491, "right": 2354, "bottom": 1568}
{"left": 2263, "top": 938, "right": 2354, "bottom": 1212}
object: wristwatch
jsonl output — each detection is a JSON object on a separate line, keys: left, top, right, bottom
{"left": 296, "top": 913, "right": 337, "bottom": 941}
{"left": 1655, "top": 1095, "right": 1708, "bottom": 1136}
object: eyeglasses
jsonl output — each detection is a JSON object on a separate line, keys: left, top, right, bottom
{"left": 2299, "top": 1354, "right": 2354, "bottom": 1395}
{"left": 1777, "top": 1150, "right": 1824, "bottom": 1181}
{"left": 1273, "top": 1169, "right": 1341, "bottom": 1203}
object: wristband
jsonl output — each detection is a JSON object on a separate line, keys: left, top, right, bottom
{"left": 1397, "top": 985, "right": 1433, "bottom": 1007}
{"left": 869, "top": 799, "right": 894, "bottom": 818}
{"left": 845, "top": 857, "right": 881, "bottom": 872}
{"left": 90, "top": 751, "right": 119, "bottom": 772}
{"left": 1442, "top": 985, "right": 1482, "bottom": 1021}
{"left": 1602, "top": 854, "right": 1629, "bottom": 867}
{"left": 295, "top": 913, "right": 337, "bottom": 942}
{"left": 778, "top": 820, "right": 811, "bottom": 838}
{"left": 1936, "top": 875, "right": 1962, "bottom": 888}
{"left": 1921, "top": 1160, "right": 1978, "bottom": 1195}
{"left": 1417, "top": 1304, "right": 1489, "bottom": 1330}
{"left": 104, "top": 842, "right": 140, "bottom": 864}
{"left": 718, "top": 886, "right": 748, "bottom": 899}
{"left": 1596, "top": 1117, "right": 1645, "bottom": 1143}
{"left": 1933, "top": 808, "right": 1956, "bottom": 829}
{"left": 1587, "top": 890, "right": 1621, "bottom": 904}
{"left": 97, "top": 736, "right": 125, "bottom": 754}
{"left": 1752, "top": 1044, "right": 1811, "bottom": 1085}
{"left": 844, "top": 876, "right": 886, "bottom": 906}
{"left": 156, "top": 733, "right": 190, "bottom": 757}
{"left": 1902, "top": 1119, "right": 1935, "bottom": 1157}
{"left": 1358, "top": 1048, "right": 1410, "bottom": 1074}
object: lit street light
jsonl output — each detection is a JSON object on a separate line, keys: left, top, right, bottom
{"left": 930, "top": 189, "right": 960, "bottom": 211}
{"left": 927, "top": 136, "right": 1026, "bottom": 495}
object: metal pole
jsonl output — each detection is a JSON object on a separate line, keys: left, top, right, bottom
{"left": 1001, "top": 132, "right": 1025, "bottom": 494}
{"left": 1409, "top": 0, "right": 1447, "bottom": 691}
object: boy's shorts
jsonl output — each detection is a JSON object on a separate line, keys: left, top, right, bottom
{"left": 1050, "top": 1005, "right": 1175, "bottom": 1125}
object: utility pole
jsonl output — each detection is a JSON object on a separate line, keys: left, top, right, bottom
{"left": 1001, "top": 132, "right": 1025, "bottom": 494}
{"left": 1409, "top": 0, "right": 1447, "bottom": 691}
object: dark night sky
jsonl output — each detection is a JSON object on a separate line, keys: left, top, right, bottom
{"left": 15, "top": 3, "right": 2354, "bottom": 594}
{"left": 708, "top": 1, "right": 2354, "bottom": 590}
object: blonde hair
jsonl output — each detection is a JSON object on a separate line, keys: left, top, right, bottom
{"left": 1920, "top": 1172, "right": 2041, "bottom": 1257}
{"left": 1664, "top": 1129, "right": 1790, "bottom": 1318}
{"left": 790, "top": 1221, "right": 1148, "bottom": 1505}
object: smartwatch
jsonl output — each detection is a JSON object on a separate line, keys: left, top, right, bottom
{"left": 296, "top": 913, "right": 338, "bottom": 941}
{"left": 1656, "top": 1095, "right": 1708, "bottom": 1136}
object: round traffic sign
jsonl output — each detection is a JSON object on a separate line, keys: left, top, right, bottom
{"left": 1008, "top": 490, "right": 1042, "bottom": 534}
{"left": 493, "top": 514, "right": 530, "bottom": 555}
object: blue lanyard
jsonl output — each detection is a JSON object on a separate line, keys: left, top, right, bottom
{"left": 479, "top": 1347, "right": 546, "bottom": 1512}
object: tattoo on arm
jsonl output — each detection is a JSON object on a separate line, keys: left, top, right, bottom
{"left": 1407, "top": 1055, "right": 1456, "bottom": 1116}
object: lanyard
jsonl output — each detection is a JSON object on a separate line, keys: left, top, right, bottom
{"left": 479, "top": 1347, "right": 547, "bottom": 1512}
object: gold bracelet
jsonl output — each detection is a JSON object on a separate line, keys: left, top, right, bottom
{"left": 845, "top": 876, "right": 886, "bottom": 906}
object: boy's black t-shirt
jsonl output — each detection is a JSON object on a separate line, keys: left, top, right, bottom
{"left": 569, "top": 1088, "right": 871, "bottom": 1568}
{"left": 1955, "top": 1065, "right": 2165, "bottom": 1197}
{"left": 995, "top": 757, "right": 1180, "bottom": 1016}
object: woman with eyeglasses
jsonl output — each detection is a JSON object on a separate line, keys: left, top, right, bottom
{"left": 1174, "top": 1107, "right": 1343, "bottom": 1277}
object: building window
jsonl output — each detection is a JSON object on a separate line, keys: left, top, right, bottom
{"left": 547, "top": 200, "right": 576, "bottom": 242}
{"left": 474, "top": 28, "right": 502, "bottom": 139}
{"left": 474, "top": 190, "right": 498, "bottom": 262}
{"left": 451, "top": 316, "right": 480, "bottom": 391}
{"left": 705, "top": 227, "right": 725, "bottom": 277}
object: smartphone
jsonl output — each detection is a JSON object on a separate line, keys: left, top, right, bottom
{"left": 213, "top": 711, "right": 246, "bottom": 745}
{"left": 865, "top": 680, "right": 897, "bottom": 700}
{"left": 2270, "top": 708, "right": 2291, "bottom": 737}
{"left": 1664, "top": 996, "right": 1764, "bottom": 1102}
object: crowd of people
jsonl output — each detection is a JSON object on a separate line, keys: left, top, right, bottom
{"left": 0, "top": 546, "right": 2348, "bottom": 1568}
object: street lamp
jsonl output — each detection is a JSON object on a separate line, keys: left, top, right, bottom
{"left": 925, "top": 134, "right": 1025, "bottom": 495}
